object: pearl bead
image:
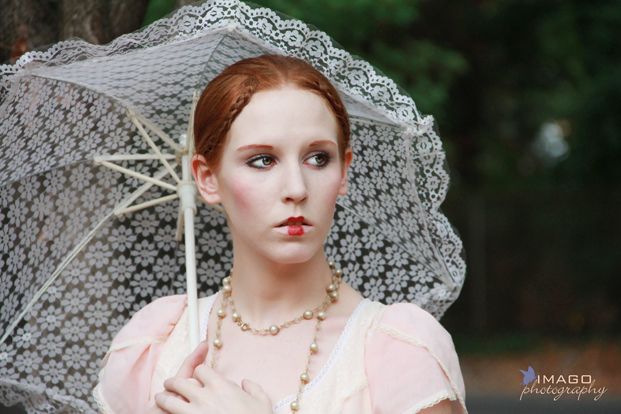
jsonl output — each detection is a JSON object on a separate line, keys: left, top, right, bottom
{"left": 326, "top": 283, "right": 337, "bottom": 292}
{"left": 310, "top": 342, "right": 318, "bottom": 353}
{"left": 303, "top": 310, "right": 313, "bottom": 320}
{"left": 317, "top": 311, "right": 326, "bottom": 320}
{"left": 290, "top": 401, "right": 300, "bottom": 411}
{"left": 335, "top": 268, "right": 343, "bottom": 277}
{"left": 300, "top": 373, "right": 309, "bottom": 383}
{"left": 269, "top": 325, "right": 280, "bottom": 335}
{"left": 232, "top": 312, "right": 240, "bottom": 322}
{"left": 328, "top": 260, "right": 335, "bottom": 269}
{"left": 223, "top": 285, "right": 232, "bottom": 293}
{"left": 330, "top": 291, "right": 339, "bottom": 300}
{"left": 216, "top": 309, "right": 226, "bottom": 318}
{"left": 213, "top": 338, "right": 222, "bottom": 348}
{"left": 223, "top": 276, "right": 231, "bottom": 285}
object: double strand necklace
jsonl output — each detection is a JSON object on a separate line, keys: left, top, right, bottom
{"left": 210, "top": 261, "right": 343, "bottom": 412}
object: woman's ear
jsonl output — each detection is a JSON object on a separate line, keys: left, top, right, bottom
{"left": 338, "top": 147, "right": 354, "bottom": 196}
{"left": 191, "top": 154, "right": 222, "bottom": 204}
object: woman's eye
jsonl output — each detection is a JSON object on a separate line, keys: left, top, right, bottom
{"left": 307, "top": 153, "right": 330, "bottom": 167}
{"left": 248, "top": 156, "right": 274, "bottom": 169}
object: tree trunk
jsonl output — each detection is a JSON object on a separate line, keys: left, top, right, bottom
{"left": 110, "top": 0, "right": 151, "bottom": 40}
{"left": 0, "top": 0, "right": 58, "bottom": 63}
{"left": 59, "top": 0, "right": 113, "bottom": 44}
{"left": 0, "top": 0, "right": 150, "bottom": 64}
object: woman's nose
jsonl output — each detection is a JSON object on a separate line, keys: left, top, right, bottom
{"left": 281, "top": 162, "right": 308, "bottom": 204}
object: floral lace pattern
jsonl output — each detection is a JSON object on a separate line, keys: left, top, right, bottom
{"left": 0, "top": 0, "right": 464, "bottom": 412}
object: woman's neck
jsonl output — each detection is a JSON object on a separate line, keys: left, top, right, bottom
{"left": 226, "top": 247, "right": 334, "bottom": 327}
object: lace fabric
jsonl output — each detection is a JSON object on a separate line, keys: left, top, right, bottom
{"left": 0, "top": 0, "right": 465, "bottom": 412}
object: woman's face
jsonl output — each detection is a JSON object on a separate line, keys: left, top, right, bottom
{"left": 192, "top": 86, "right": 353, "bottom": 264}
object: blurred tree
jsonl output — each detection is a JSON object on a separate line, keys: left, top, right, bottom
{"left": 0, "top": 0, "right": 150, "bottom": 63}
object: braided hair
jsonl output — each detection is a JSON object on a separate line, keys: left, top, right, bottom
{"left": 194, "top": 55, "right": 350, "bottom": 171}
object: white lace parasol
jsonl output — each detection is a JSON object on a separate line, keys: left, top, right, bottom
{"left": 0, "top": 0, "right": 465, "bottom": 412}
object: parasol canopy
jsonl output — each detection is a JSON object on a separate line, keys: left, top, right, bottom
{"left": 0, "top": 1, "right": 465, "bottom": 412}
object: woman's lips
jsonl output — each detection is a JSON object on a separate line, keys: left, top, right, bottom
{"left": 275, "top": 216, "right": 311, "bottom": 236}
{"left": 274, "top": 225, "right": 311, "bottom": 236}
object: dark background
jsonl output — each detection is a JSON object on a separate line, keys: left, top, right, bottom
{"left": 2, "top": 0, "right": 620, "bottom": 411}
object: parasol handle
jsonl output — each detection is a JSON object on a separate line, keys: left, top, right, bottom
{"left": 179, "top": 153, "right": 200, "bottom": 349}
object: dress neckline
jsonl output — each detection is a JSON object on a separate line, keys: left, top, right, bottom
{"left": 199, "top": 293, "right": 372, "bottom": 412}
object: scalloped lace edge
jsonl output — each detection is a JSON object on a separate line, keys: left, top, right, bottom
{"left": 404, "top": 390, "right": 466, "bottom": 414}
{"left": 376, "top": 324, "right": 467, "bottom": 410}
{"left": 0, "top": 378, "right": 93, "bottom": 414}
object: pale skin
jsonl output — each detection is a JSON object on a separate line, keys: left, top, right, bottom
{"left": 148, "top": 86, "right": 451, "bottom": 414}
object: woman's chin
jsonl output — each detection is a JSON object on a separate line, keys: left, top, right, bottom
{"left": 259, "top": 242, "right": 324, "bottom": 265}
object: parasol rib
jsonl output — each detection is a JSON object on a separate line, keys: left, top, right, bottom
{"left": 94, "top": 154, "right": 176, "bottom": 162}
{"left": 111, "top": 165, "right": 176, "bottom": 215}
{"left": 128, "top": 111, "right": 182, "bottom": 184}
{"left": 349, "top": 115, "right": 400, "bottom": 129}
{"left": 126, "top": 110, "right": 184, "bottom": 153}
{"left": 0, "top": 211, "right": 115, "bottom": 346}
{"left": 116, "top": 194, "right": 179, "bottom": 215}
{"left": 97, "top": 160, "right": 177, "bottom": 191}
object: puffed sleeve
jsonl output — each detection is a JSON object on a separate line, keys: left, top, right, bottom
{"left": 93, "top": 295, "right": 188, "bottom": 414}
{"left": 365, "top": 303, "right": 467, "bottom": 414}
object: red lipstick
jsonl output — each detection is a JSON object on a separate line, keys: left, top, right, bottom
{"left": 286, "top": 216, "right": 305, "bottom": 236}
{"left": 277, "top": 216, "right": 308, "bottom": 236}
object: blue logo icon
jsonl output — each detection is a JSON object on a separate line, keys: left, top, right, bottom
{"left": 519, "top": 366, "right": 537, "bottom": 386}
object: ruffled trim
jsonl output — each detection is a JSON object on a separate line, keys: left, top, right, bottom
{"left": 200, "top": 293, "right": 218, "bottom": 341}
{"left": 404, "top": 390, "right": 462, "bottom": 414}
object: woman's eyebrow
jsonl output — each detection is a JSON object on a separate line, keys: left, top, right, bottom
{"left": 308, "top": 140, "right": 337, "bottom": 148}
{"left": 236, "top": 144, "right": 274, "bottom": 152}
{"left": 236, "top": 141, "right": 336, "bottom": 152}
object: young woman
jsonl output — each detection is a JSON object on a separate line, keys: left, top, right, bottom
{"left": 94, "top": 55, "right": 467, "bottom": 414}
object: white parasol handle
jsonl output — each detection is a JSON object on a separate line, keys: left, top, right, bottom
{"left": 180, "top": 91, "right": 201, "bottom": 350}
{"left": 179, "top": 154, "right": 200, "bottom": 349}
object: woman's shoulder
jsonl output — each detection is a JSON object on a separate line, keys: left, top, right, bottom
{"left": 363, "top": 301, "right": 468, "bottom": 413}
{"left": 373, "top": 302, "right": 454, "bottom": 349}
{"left": 110, "top": 294, "right": 189, "bottom": 347}
{"left": 111, "top": 293, "right": 219, "bottom": 346}
{"left": 94, "top": 294, "right": 216, "bottom": 414}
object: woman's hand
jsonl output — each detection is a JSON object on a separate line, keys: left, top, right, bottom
{"left": 154, "top": 341, "right": 273, "bottom": 414}
{"left": 146, "top": 341, "right": 210, "bottom": 414}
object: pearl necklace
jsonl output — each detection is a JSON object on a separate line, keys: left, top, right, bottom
{"left": 210, "top": 261, "right": 343, "bottom": 412}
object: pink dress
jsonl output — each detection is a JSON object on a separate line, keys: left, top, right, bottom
{"left": 94, "top": 294, "right": 467, "bottom": 414}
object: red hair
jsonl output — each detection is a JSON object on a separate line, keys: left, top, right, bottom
{"left": 193, "top": 55, "right": 350, "bottom": 170}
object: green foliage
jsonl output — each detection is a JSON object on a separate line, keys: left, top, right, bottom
{"left": 143, "top": 0, "right": 178, "bottom": 26}
{"left": 142, "top": 0, "right": 621, "bottom": 335}
{"left": 142, "top": 0, "right": 621, "bottom": 192}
